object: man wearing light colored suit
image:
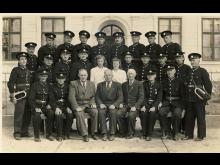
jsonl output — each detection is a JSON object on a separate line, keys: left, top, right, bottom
{"left": 68, "top": 69, "right": 98, "bottom": 142}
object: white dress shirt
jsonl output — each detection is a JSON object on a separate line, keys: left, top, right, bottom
{"left": 112, "top": 69, "right": 127, "bottom": 84}
{"left": 90, "top": 66, "right": 108, "bottom": 88}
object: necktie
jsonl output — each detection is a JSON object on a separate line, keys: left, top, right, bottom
{"left": 107, "top": 82, "right": 110, "bottom": 89}
{"left": 82, "top": 82, "right": 86, "bottom": 89}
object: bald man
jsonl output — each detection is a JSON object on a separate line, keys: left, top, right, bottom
{"left": 117, "top": 69, "right": 144, "bottom": 139}
{"left": 95, "top": 69, "right": 123, "bottom": 141}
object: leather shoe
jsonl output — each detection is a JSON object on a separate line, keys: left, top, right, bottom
{"left": 21, "top": 132, "right": 33, "bottom": 138}
{"left": 14, "top": 134, "right": 21, "bottom": 140}
{"left": 91, "top": 134, "right": 98, "bottom": 140}
{"left": 145, "top": 136, "right": 152, "bottom": 141}
{"left": 182, "top": 136, "right": 192, "bottom": 140}
{"left": 102, "top": 134, "right": 107, "bottom": 141}
{"left": 57, "top": 137, "right": 63, "bottom": 142}
{"left": 109, "top": 134, "right": 115, "bottom": 141}
{"left": 126, "top": 134, "right": 133, "bottom": 139}
{"left": 34, "top": 138, "right": 41, "bottom": 142}
{"left": 83, "top": 135, "right": 89, "bottom": 142}
{"left": 46, "top": 136, "right": 55, "bottom": 141}
{"left": 194, "top": 137, "right": 204, "bottom": 141}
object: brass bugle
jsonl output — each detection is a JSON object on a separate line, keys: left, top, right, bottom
{"left": 194, "top": 87, "right": 206, "bottom": 100}
{"left": 13, "top": 90, "right": 27, "bottom": 101}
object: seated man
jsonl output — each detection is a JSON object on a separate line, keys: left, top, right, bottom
{"left": 117, "top": 69, "right": 144, "bottom": 139}
{"left": 68, "top": 69, "right": 98, "bottom": 142}
{"left": 95, "top": 69, "right": 123, "bottom": 141}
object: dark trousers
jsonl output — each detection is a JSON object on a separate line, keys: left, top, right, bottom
{"left": 55, "top": 112, "right": 73, "bottom": 137}
{"left": 158, "top": 104, "right": 182, "bottom": 136}
{"left": 185, "top": 102, "right": 206, "bottom": 139}
{"left": 75, "top": 107, "right": 98, "bottom": 136}
{"left": 116, "top": 108, "right": 137, "bottom": 136}
{"left": 98, "top": 107, "right": 118, "bottom": 135}
{"left": 14, "top": 99, "right": 31, "bottom": 135}
{"left": 32, "top": 109, "right": 54, "bottom": 138}
{"left": 139, "top": 110, "right": 157, "bottom": 137}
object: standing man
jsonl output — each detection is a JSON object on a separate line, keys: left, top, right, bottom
{"left": 129, "top": 31, "right": 145, "bottom": 66}
{"left": 183, "top": 53, "right": 212, "bottom": 141}
{"left": 95, "top": 69, "right": 123, "bottom": 141}
{"left": 145, "top": 31, "right": 162, "bottom": 65}
{"left": 161, "top": 30, "right": 181, "bottom": 65}
{"left": 109, "top": 32, "right": 128, "bottom": 67}
{"left": 122, "top": 51, "right": 138, "bottom": 73}
{"left": 73, "top": 30, "right": 92, "bottom": 62}
{"left": 117, "top": 69, "right": 144, "bottom": 139}
{"left": 140, "top": 70, "right": 162, "bottom": 141}
{"left": 54, "top": 30, "right": 76, "bottom": 63}
{"left": 38, "top": 32, "right": 56, "bottom": 65}
{"left": 156, "top": 53, "right": 168, "bottom": 83}
{"left": 69, "top": 69, "right": 98, "bottom": 142}
{"left": 8, "top": 52, "right": 32, "bottom": 140}
{"left": 91, "top": 32, "right": 110, "bottom": 67}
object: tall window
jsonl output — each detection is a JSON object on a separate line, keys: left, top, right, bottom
{"left": 41, "top": 18, "right": 65, "bottom": 46}
{"left": 3, "top": 18, "right": 21, "bottom": 60}
{"left": 202, "top": 18, "right": 220, "bottom": 61}
{"left": 158, "top": 18, "right": 182, "bottom": 46}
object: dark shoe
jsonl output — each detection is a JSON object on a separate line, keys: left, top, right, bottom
{"left": 14, "top": 134, "right": 21, "bottom": 140}
{"left": 102, "top": 134, "right": 107, "bottom": 141}
{"left": 83, "top": 135, "right": 89, "bottom": 142}
{"left": 126, "top": 134, "right": 133, "bottom": 139}
{"left": 21, "top": 132, "right": 33, "bottom": 138}
{"left": 109, "top": 134, "right": 115, "bottom": 141}
{"left": 34, "top": 138, "right": 41, "bottom": 142}
{"left": 140, "top": 135, "right": 146, "bottom": 139}
{"left": 57, "top": 137, "right": 63, "bottom": 142}
{"left": 118, "top": 133, "right": 126, "bottom": 138}
{"left": 46, "top": 136, "right": 55, "bottom": 141}
{"left": 145, "top": 136, "right": 152, "bottom": 141}
{"left": 173, "top": 135, "right": 179, "bottom": 141}
{"left": 91, "top": 134, "right": 98, "bottom": 140}
{"left": 194, "top": 137, "right": 204, "bottom": 141}
{"left": 182, "top": 136, "right": 192, "bottom": 140}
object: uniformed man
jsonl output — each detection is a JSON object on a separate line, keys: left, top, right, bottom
{"left": 25, "top": 42, "right": 38, "bottom": 83}
{"left": 138, "top": 52, "right": 157, "bottom": 81}
{"left": 49, "top": 72, "right": 73, "bottom": 141}
{"left": 140, "top": 70, "right": 162, "bottom": 141}
{"left": 91, "top": 32, "right": 110, "bottom": 67}
{"left": 70, "top": 48, "right": 93, "bottom": 81}
{"left": 73, "top": 30, "right": 92, "bottom": 62}
{"left": 54, "top": 30, "right": 76, "bottom": 64}
{"left": 29, "top": 69, "right": 55, "bottom": 142}
{"left": 156, "top": 53, "right": 168, "bottom": 83}
{"left": 37, "top": 54, "right": 54, "bottom": 85}
{"left": 53, "top": 48, "right": 72, "bottom": 83}
{"left": 109, "top": 32, "right": 128, "bottom": 67}
{"left": 161, "top": 30, "right": 182, "bottom": 65}
{"left": 8, "top": 52, "right": 32, "bottom": 140}
{"left": 183, "top": 53, "right": 212, "bottom": 141}
{"left": 158, "top": 65, "right": 185, "bottom": 140}
{"left": 38, "top": 32, "right": 56, "bottom": 65}
{"left": 117, "top": 69, "right": 144, "bottom": 139}
{"left": 145, "top": 31, "right": 162, "bottom": 65}
{"left": 128, "top": 31, "right": 145, "bottom": 66}
{"left": 121, "top": 51, "right": 138, "bottom": 73}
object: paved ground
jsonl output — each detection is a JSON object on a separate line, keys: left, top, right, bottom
{"left": 1, "top": 115, "right": 220, "bottom": 153}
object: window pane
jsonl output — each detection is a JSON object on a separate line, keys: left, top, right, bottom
{"left": 203, "top": 19, "right": 213, "bottom": 32}
{"left": 159, "top": 19, "right": 169, "bottom": 32}
{"left": 214, "top": 48, "right": 220, "bottom": 60}
{"left": 214, "top": 19, "right": 220, "bottom": 32}
{"left": 54, "top": 19, "right": 64, "bottom": 32}
{"left": 203, "top": 48, "right": 212, "bottom": 60}
{"left": 2, "top": 34, "right": 9, "bottom": 60}
{"left": 101, "top": 26, "right": 111, "bottom": 36}
{"left": 10, "top": 34, "right": 21, "bottom": 52}
{"left": 54, "top": 34, "right": 64, "bottom": 46}
{"left": 41, "top": 34, "right": 46, "bottom": 46}
{"left": 3, "top": 19, "right": 9, "bottom": 32}
{"left": 171, "top": 19, "right": 181, "bottom": 32}
{"left": 112, "top": 26, "right": 122, "bottom": 35}
{"left": 10, "top": 19, "right": 21, "bottom": 32}
{"left": 42, "top": 19, "right": 52, "bottom": 32}
{"left": 172, "top": 34, "right": 181, "bottom": 44}
{"left": 203, "top": 34, "right": 212, "bottom": 47}
{"left": 214, "top": 34, "right": 220, "bottom": 48}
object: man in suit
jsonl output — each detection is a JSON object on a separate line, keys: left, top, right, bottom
{"left": 68, "top": 69, "right": 98, "bottom": 142}
{"left": 117, "top": 69, "right": 144, "bottom": 139}
{"left": 95, "top": 69, "right": 123, "bottom": 141}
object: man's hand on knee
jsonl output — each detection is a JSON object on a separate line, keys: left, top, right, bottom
{"left": 55, "top": 108, "right": 62, "bottom": 115}
{"left": 130, "top": 107, "right": 136, "bottom": 112}
{"left": 100, "top": 104, "right": 106, "bottom": 109}
{"left": 109, "top": 104, "right": 115, "bottom": 110}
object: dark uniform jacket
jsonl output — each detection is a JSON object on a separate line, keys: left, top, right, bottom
{"left": 8, "top": 65, "right": 31, "bottom": 94}
{"left": 26, "top": 54, "right": 38, "bottom": 83}
{"left": 54, "top": 43, "right": 76, "bottom": 64}
{"left": 162, "top": 77, "right": 185, "bottom": 108}
{"left": 91, "top": 44, "right": 110, "bottom": 67}
{"left": 122, "top": 62, "right": 138, "bottom": 73}
{"left": 68, "top": 80, "right": 96, "bottom": 110}
{"left": 95, "top": 81, "right": 123, "bottom": 107}
{"left": 53, "top": 61, "right": 72, "bottom": 83}
{"left": 143, "top": 80, "right": 163, "bottom": 108}
{"left": 109, "top": 44, "right": 128, "bottom": 66}
{"left": 175, "top": 63, "right": 191, "bottom": 81}
{"left": 122, "top": 80, "right": 144, "bottom": 109}
{"left": 145, "top": 43, "right": 162, "bottom": 64}
{"left": 37, "top": 44, "right": 56, "bottom": 65}
{"left": 156, "top": 63, "right": 168, "bottom": 83}
{"left": 129, "top": 43, "right": 145, "bottom": 61}
{"left": 138, "top": 63, "right": 157, "bottom": 81}
{"left": 161, "top": 42, "right": 181, "bottom": 63}
{"left": 69, "top": 60, "right": 93, "bottom": 81}
{"left": 185, "top": 67, "right": 212, "bottom": 102}
{"left": 73, "top": 43, "right": 92, "bottom": 61}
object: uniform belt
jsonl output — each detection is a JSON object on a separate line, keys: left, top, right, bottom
{"left": 36, "top": 100, "right": 47, "bottom": 105}
{"left": 17, "top": 84, "right": 30, "bottom": 87}
{"left": 147, "top": 99, "right": 154, "bottom": 103}
{"left": 166, "top": 97, "right": 180, "bottom": 100}
{"left": 30, "top": 71, "right": 35, "bottom": 73}
{"left": 188, "top": 85, "right": 195, "bottom": 88}
{"left": 57, "top": 99, "right": 65, "bottom": 103}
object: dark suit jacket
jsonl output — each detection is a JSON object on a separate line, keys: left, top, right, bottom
{"left": 68, "top": 80, "right": 96, "bottom": 110}
{"left": 122, "top": 80, "right": 144, "bottom": 109}
{"left": 95, "top": 81, "right": 123, "bottom": 107}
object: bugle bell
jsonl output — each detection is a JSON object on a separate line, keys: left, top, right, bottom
{"left": 11, "top": 90, "right": 27, "bottom": 101}
{"left": 194, "top": 87, "right": 211, "bottom": 101}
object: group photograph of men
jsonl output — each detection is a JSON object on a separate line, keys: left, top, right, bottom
{"left": 7, "top": 26, "right": 213, "bottom": 145}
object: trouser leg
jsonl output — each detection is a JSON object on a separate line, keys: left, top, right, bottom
{"left": 158, "top": 106, "right": 169, "bottom": 134}
{"left": 32, "top": 112, "right": 41, "bottom": 139}
{"left": 98, "top": 108, "right": 107, "bottom": 134}
{"left": 21, "top": 100, "right": 32, "bottom": 134}
{"left": 64, "top": 112, "right": 73, "bottom": 136}
{"left": 147, "top": 111, "right": 157, "bottom": 136}
{"left": 86, "top": 108, "right": 98, "bottom": 135}
{"left": 55, "top": 114, "right": 63, "bottom": 137}
{"left": 127, "top": 111, "right": 137, "bottom": 135}
{"left": 195, "top": 102, "right": 206, "bottom": 139}
{"left": 75, "top": 111, "right": 87, "bottom": 136}
{"left": 171, "top": 107, "right": 182, "bottom": 135}
{"left": 139, "top": 111, "right": 147, "bottom": 136}
{"left": 116, "top": 108, "right": 127, "bottom": 135}
{"left": 109, "top": 109, "right": 117, "bottom": 135}
{"left": 14, "top": 99, "right": 26, "bottom": 135}
{"left": 185, "top": 102, "right": 196, "bottom": 138}
{"left": 45, "top": 109, "right": 54, "bottom": 137}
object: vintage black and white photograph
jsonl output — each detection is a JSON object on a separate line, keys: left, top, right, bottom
{"left": 1, "top": 13, "right": 220, "bottom": 153}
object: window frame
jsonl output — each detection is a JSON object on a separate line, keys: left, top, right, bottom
{"left": 3, "top": 17, "right": 22, "bottom": 61}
